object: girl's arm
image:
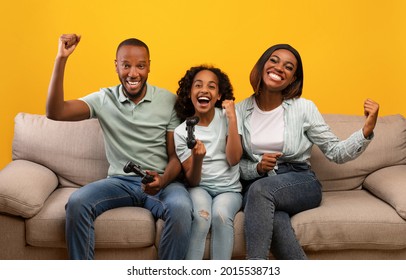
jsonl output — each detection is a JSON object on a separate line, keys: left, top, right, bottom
{"left": 223, "top": 100, "right": 242, "bottom": 166}
{"left": 182, "top": 140, "right": 205, "bottom": 187}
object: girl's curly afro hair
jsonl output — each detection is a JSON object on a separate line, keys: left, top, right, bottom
{"left": 174, "top": 65, "right": 234, "bottom": 122}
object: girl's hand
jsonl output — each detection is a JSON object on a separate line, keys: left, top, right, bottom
{"left": 222, "top": 99, "right": 237, "bottom": 121}
{"left": 192, "top": 139, "right": 206, "bottom": 161}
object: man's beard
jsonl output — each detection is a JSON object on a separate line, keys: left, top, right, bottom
{"left": 123, "top": 80, "right": 147, "bottom": 100}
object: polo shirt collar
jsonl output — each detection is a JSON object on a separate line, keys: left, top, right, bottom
{"left": 118, "top": 83, "right": 153, "bottom": 103}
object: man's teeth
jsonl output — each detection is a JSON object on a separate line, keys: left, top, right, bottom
{"left": 128, "top": 81, "right": 139, "bottom": 86}
{"left": 269, "top": 73, "right": 282, "bottom": 81}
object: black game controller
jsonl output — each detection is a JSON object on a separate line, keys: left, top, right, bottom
{"left": 186, "top": 116, "right": 199, "bottom": 149}
{"left": 123, "top": 161, "right": 154, "bottom": 184}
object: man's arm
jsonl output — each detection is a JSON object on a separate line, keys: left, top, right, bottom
{"left": 46, "top": 34, "right": 90, "bottom": 121}
{"left": 144, "top": 131, "right": 182, "bottom": 195}
{"left": 160, "top": 131, "right": 182, "bottom": 187}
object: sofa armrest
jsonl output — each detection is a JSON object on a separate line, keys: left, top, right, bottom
{"left": 0, "top": 160, "right": 58, "bottom": 218}
{"left": 363, "top": 165, "right": 406, "bottom": 219}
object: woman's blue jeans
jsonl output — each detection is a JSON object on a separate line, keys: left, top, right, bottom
{"left": 186, "top": 188, "right": 242, "bottom": 260}
{"left": 243, "top": 163, "right": 322, "bottom": 260}
{"left": 65, "top": 175, "right": 193, "bottom": 260}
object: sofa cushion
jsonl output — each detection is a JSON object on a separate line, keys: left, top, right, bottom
{"left": 363, "top": 165, "right": 406, "bottom": 219}
{"left": 0, "top": 160, "right": 58, "bottom": 218}
{"left": 292, "top": 190, "right": 406, "bottom": 251}
{"left": 26, "top": 188, "right": 156, "bottom": 249}
{"left": 12, "top": 113, "right": 109, "bottom": 188}
{"left": 310, "top": 114, "right": 406, "bottom": 191}
{"left": 159, "top": 212, "right": 247, "bottom": 260}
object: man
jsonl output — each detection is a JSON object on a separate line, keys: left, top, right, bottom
{"left": 47, "top": 34, "right": 192, "bottom": 259}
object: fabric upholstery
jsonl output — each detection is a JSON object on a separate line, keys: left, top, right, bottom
{"left": 1, "top": 112, "right": 405, "bottom": 260}
{"left": 0, "top": 160, "right": 58, "bottom": 218}
{"left": 310, "top": 114, "right": 406, "bottom": 191}
{"left": 26, "top": 188, "right": 156, "bottom": 249}
{"left": 12, "top": 113, "right": 109, "bottom": 188}
{"left": 363, "top": 165, "right": 406, "bottom": 219}
{"left": 292, "top": 190, "right": 406, "bottom": 251}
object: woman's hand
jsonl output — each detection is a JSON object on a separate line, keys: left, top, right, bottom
{"left": 257, "top": 152, "right": 283, "bottom": 175}
{"left": 362, "top": 99, "right": 380, "bottom": 138}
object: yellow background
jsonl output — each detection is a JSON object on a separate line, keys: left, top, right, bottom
{"left": 1, "top": 0, "right": 405, "bottom": 169}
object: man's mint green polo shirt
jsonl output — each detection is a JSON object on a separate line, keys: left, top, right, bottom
{"left": 80, "top": 83, "right": 180, "bottom": 176}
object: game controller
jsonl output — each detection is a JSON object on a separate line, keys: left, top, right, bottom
{"left": 123, "top": 161, "right": 154, "bottom": 184}
{"left": 186, "top": 116, "right": 200, "bottom": 149}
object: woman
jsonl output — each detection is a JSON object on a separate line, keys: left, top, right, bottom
{"left": 237, "top": 44, "right": 379, "bottom": 259}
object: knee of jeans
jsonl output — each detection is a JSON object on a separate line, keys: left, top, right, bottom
{"left": 170, "top": 198, "right": 193, "bottom": 213}
{"left": 66, "top": 191, "right": 82, "bottom": 210}
{"left": 65, "top": 195, "right": 87, "bottom": 221}
{"left": 193, "top": 209, "right": 211, "bottom": 230}
{"left": 163, "top": 187, "right": 192, "bottom": 210}
{"left": 247, "top": 182, "right": 264, "bottom": 200}
{"left": 66, "top": 190, "right": 93, "bottom": 213}
{"left": 164, "top": 198, "right": 193, "bottom": 224}
{"left": 196, "top": 209, "right": 210, "bottom": 221}
{"left": 273, "top": 212, "right": 291, "bottom": 230}
{"left": 211, "top": 210, "right": 232, "bottom": 226}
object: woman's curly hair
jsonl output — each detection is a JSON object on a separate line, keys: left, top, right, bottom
{"left": 174, "top": 65, "right": 235, "bottom": 122}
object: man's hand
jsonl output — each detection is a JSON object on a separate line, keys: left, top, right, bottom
{"left": 257, "top": 152, "right": 283, "bottom": 175}
{"left": 143, "top": 171, "right": 162, "bottom": 195}
{"left": 58, "top": 34, "right": 81, "bottom": 58}
{"left": 362, "top": 99, "right": 380, "bottom": 138}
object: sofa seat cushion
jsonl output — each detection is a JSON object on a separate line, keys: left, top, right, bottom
{"left": 292, "top": 190, "right": 406, "bottom": 251}
{"left": 26, "top": 188, "right": 156, "bottom": 249}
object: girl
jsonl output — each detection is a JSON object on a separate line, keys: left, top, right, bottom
{"left": 174, "top": 65, "right": 242, "bottom": 259}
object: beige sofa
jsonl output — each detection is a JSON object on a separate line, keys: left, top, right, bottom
{"left": 1, "top": 112, "right": 406, "bottom": 260}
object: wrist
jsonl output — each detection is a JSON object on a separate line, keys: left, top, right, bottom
{"left": 227, "top": 113, "right": 237, "bottom": 122}
{"left": 256, "top": 162, "right": 265, "bottom": 176}
{"left": 362, "top": 126, "right": 372, "bottom": 139}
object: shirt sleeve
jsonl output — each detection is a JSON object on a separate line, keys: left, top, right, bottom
{"left": 306, "top": 101, "right": 373, "bottom": 164}
{"left": 79, "top": 90, "right": 105, "bottom": 118}
{"left": 239, "top": 157, "right": 261, "bottom": 180}
{"left": 167, "top": 105, "right": 181, "bottom": 132}
{"left": 174, "top": 124, "right": 191, "bottom": 163}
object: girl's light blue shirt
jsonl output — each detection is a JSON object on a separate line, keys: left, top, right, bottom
{"left": 174, "top": 108, "right": 242, "bottom": 194}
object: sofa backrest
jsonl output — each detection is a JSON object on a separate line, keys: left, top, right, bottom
{"left": 12, "top": 113, "right": 406, "bottom": 191}
{"left": 310, "top": 114, "right": 406, "bottom": 191}
{"left": 12, "top": 113, "right": 108, "bottom": 188}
